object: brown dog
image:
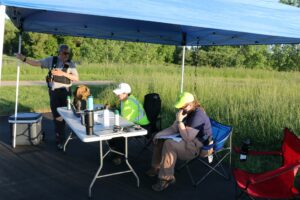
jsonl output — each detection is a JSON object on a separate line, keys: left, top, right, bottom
{"left": 73, "top": 85, "right": 90, "bottom": 111}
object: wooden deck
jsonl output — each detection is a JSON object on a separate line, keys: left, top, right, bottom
{"left": 0, "top": 113, "right": 235, "bottom": 200}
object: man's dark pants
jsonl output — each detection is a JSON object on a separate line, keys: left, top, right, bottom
{"left": 49, "top": 88, "right": 71, "bottom": 145}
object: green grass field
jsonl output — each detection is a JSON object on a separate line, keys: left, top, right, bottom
{"left": 1, "top": 59, "right": 300, "bottom": 171}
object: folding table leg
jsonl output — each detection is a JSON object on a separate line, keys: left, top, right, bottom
{"left": 88, "top": 138, "right": 140, "bottom": 198}
{"left": 89, "top": 141, "right": 104, "bottom": 198}
{"left": 63, "top": 131, "right": 73, "bottom": 152}
{"left": 124, "top": 137, "right": 140, "bottom": 187}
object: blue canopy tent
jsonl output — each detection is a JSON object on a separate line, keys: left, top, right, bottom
{"left": 1, "top": 0, "right": 300, "bottom": 149}
{"left": 2, "top": 0, "right": 300, "bottom": 45}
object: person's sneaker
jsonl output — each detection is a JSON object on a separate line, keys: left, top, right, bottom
{"left": 145, "top": 168, "right": 159, "bottom": 177}
{"left": 112, "top": 157, "right": 122, "bottom": 166}
{"left": 152, "top": 177, "right": 176, "bottom": 192}
{"left": 56, "top": 143, "right": 64, "bottom": 151}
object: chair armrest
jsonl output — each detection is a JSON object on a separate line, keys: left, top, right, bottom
{"left": 233, "top": 146, "right": 282, "bottom": 156}
{"left": 249, "top": 161, "right": 300, "bottom": 185}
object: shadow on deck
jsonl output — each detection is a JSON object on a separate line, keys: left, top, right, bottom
{"left": 0, "top": 113, "right": 235, "bottom": 200}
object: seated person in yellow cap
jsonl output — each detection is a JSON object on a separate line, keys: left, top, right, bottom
{"left": 146, "top": 92, "right": 212, "bottom": 192}
{"left": 109, "top": 82, "right": 150, "bottom": 165}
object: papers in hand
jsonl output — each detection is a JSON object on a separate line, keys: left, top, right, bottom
{"left": 157, "top": 134, "right": 182, "bottom": 142}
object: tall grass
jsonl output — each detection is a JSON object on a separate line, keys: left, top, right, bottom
{"left": 1, "top": 61, "right": 300, "bottom": 152}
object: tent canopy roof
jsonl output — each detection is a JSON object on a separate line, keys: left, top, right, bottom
{"left": 1, "top": 0, "right": 300, "bottom": 46}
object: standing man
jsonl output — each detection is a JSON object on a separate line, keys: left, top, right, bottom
{"left": 16, "top": 44, "right": 79, "bottom": 150}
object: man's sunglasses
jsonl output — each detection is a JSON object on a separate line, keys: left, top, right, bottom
{"left": 62, "top": 52, "right": 70, "bottom": 55}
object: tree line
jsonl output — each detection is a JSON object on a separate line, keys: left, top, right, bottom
{"left": 3, "top": 18, "right": 300, "bottom": 71}
{"left": 281, "top": 0, "right": 300, "bottom": 7}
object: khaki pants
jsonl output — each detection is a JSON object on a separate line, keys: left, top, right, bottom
{"left": 151, "top": 138, "right": 202, "bottom": 180}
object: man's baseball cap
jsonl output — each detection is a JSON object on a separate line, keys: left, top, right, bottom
{"left": 174, "top": 92, "right": 195, "bottom": 108}
{"left": 113, "top": 83, "right": 131, "bottom": 95}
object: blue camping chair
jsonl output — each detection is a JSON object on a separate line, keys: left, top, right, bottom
{"left": 178, "top": 119, "right": 233, "bottom": 186}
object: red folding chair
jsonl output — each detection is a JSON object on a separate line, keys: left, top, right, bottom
{"left": 233, "top": 128, "right": 300, "bottom": 200}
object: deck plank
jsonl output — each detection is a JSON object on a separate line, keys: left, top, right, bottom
{"left": 0, "top": 113, "right": 235, "bottom": 200}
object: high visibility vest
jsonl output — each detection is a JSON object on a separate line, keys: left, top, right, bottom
{"left": 120, "top": 95, "right": 150, "bottom": 126}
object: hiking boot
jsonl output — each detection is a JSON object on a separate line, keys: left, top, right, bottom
{"left": 112, "top": 157, "right": 122, "bottom": 166}
{"left": 145, "top": 168, "right": 159, "bottom": 177}
{"left": 56, "top": 143, "right": 64, "bottom": 151}
{"left": 152, "top": 177, "right": 176, "bottom": 192}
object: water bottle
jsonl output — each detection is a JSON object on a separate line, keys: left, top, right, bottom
{"left": 114, "top": 109, "right": 120, "bottom": 126}
{"left": 240, "top": 138, "right": 251, "bottom": 162}
{"left": 103, "top": 105, "right": 110, "bottom": 127}
{"left": 87, "top": 95, "right": 94, "bottom": 111}
{"left": 67, "top": 96, "right": 71, "bottom": 110}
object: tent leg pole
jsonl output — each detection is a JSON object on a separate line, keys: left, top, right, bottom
{"left": 13, "top": 33, "right": 22, "bottom": 148}
{"left": 180, "top": 45, "right": 186, "bottom": 93}
{"left": 0, "top": 5, "right": 6, "bottom": 86}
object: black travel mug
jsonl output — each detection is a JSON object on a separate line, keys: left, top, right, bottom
{"left": 84, "top": 110, "right": 94, "bottom": 135}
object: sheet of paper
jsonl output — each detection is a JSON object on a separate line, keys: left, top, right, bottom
{"left": 158, "top": 133, "right": 182, "bottom": 142}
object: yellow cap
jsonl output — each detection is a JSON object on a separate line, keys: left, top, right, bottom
{"left": 174, "top": 92, "right": 195, "bottom": 108}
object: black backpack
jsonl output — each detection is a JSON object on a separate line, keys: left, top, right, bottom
{"left": 143, "top": 93, "right": 161, "bottom": 132}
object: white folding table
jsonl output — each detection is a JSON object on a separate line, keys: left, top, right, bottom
{"left": 57, "top": 107, "right": 147, "bottom": 197}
